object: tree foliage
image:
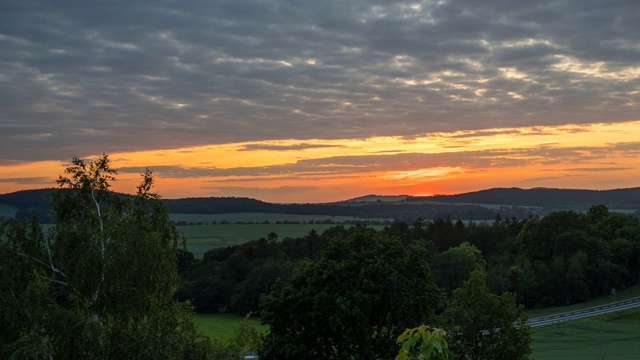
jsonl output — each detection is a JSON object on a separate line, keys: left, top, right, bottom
{"left": 396, "top": 325, "right": 450, "bottom": 360}
{"left": 444, "top": 269, "right": 531, "bottom": 360}
{"left": 0, "top": 154, "right": 211, "bottom": 359}
{"left": 259, "top": 226, "right": 441, "bottom": 359}
{"left": 431, "top": 242, "right": 485, "bottom": 296}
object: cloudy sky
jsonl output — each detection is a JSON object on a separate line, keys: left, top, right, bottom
{"left": 1, "top": 0, "right": 639, "bottom": 202}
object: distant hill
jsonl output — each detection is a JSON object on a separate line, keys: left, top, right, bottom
{"left": 0, "top": 188, "right": 55, "bottom": 209}
{"left": 341, "top": 195, "right": 410, "bottom": 203}
{"left": 1, "top": 186, "right": 639, "bottom": 223}
{"left": 410, "top": 187, "right": 640, "bottom": 210}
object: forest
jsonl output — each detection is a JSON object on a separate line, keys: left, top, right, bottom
{"left": 179, "top": 206, "right": 640, "bottom": 315}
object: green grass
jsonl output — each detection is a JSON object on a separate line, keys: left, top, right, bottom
{"left": 531, "top": 286, "right": 640, "bottom": 359}
{"left": 192, "top": 313, "right": 269, "bottom": 340}
{"left": 181, "top": 223, "right": 384, "bottom": 258}
{"left": 170, "top": 212, "right": 390, "bottom": 224}
{"left": 532, "top": 316, "right": 640, "bottom": 359}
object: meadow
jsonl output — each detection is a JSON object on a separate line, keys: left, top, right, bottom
{"left": 169, "top": 212, "right": 389, "bottom": 225}
{"left": 192, "top": 313, "right": 269, "bottom": 339}
{"left": 174, "top": 213, "right": 387, "bottom": 258}
{"left": 532, "top": 309, "right": 640, "bottom": 359}
{"left": 529, "top": 284, "right": 640, "bottom": 359}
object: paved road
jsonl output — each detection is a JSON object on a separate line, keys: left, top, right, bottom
{"left": 526, "top": 296, "right": 640, "bottom": 327}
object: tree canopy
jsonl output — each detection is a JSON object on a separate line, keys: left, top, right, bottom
{"left": 444, "top": 269, "right": 531, "bottom": 360}
{"left": 259, "top": 226, "right": 441, "bottom": 359}
{"left": 0, "top": 154, "right": 211, "bottom": 359}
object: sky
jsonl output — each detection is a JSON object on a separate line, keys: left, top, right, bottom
{"left": 1, "top": 0, "right": 639, "bottom": 203}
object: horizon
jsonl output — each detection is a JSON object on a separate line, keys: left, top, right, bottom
{"left": 1, "top": 1, "right": 639, "bottom": 203}
{"left": 1, "top": 120, "right": 640, "bottom": 203}
{"left": 3, "top": 181, "right": 640, "bottom": 205}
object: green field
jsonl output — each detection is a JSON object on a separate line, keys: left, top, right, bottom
{"left": 180, "top": 223, "right": 384, "bottom": 258}
{"left": 532, "top": 309, "right": 640, "bottom": 359}
{"left": 529, "top": 284, "right": 640, "bottom": 359}
{"left": 192, "top": 313, "right": 268, "bottom": 339}
{"left": 170, "top": 212, "right": 389, "bottom": 225}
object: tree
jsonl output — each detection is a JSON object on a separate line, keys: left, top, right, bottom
{"left": 431, "top": 242, "right": 485, "bottom": 296}
{"left": 396, "top": 325, "right": 450, "bottom": 360}
{"left": 444, "top": 269, "right": 531, "bottom": 360}
{"left": 260, "top": 227, "right": 441, "bottom": 359}
{"left": 0, "top": 154, "right": 211, "bottom": 359}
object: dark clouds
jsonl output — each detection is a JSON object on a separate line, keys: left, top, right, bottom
{"left": 1, "top": 0, "right": 639, "bottom": 163}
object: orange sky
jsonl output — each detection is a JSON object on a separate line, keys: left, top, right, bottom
{"left": 1, "top": 120, "right": 639, "bottom": 203}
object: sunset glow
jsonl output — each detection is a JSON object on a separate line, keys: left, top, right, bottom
{"left": 2, "top": 120, "right": 639, "bottom": 203}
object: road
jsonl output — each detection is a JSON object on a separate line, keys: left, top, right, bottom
{"left": 526, "top": 296, "right": 640, "bottom": 327}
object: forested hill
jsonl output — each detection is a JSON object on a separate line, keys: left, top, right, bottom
{"left": 2, "top": 187, "right": 640, "bottom": 222}
{"left": 415, "top": 187, "right": 640, "bottom": 210}
{"left": 0, "top": 188, "right": 55, "bottom": 209}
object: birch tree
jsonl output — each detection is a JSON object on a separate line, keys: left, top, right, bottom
{"left": 0, "top": 154, "right": 211, "bottom": 359}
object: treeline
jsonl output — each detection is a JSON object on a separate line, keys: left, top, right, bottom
{"left": 177, "top": 205, "right": 640, "bottom": 315}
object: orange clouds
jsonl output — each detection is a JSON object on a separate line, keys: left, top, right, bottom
{"left": 1, "top": 120, "right": 640, "bottom": 203}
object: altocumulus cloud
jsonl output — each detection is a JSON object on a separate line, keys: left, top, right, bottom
{"left": 1, "top": 0, "right": 639, "bottom": 163}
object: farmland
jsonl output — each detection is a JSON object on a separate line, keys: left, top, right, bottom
{"left": 169, "top": 212, "right": 390, "bottom": 225}
{"left": 172, "top": 212, "right": 387, "bottom": 258}
{"left": 527, "top": 284, "right": 640, "bottom": 359}
{"left": 532, "top": 309, "right": 640, "bottom": 359}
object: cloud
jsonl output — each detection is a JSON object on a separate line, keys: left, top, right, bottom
{"left": 202, "top": 185, "right": 318, "bottom": 198}
{"left": 1, "top": 0, "right": 639, "bottom": 163}
{"left": 239, "top": 143, "right": 343, "bottom": 151}
{"left": 564, "top": 167, "right": 633, "bottom": 172}
{"left": 117, "top": 139, "right": 638, "bottom": 183}
{"left": 0, "top": 177, "right": 52, "bottom": 184}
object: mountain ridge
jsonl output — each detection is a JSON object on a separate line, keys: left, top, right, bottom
{"left": 2, "top": 186, "right": 639, "bottom": 222}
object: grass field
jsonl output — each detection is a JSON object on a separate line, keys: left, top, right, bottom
{"left": 192, "top": 313, "right": 269, "bottom": 339}
{"left": 530, "top": 285, "right": 640, "bottom": 359}
{"left": 180, "top": 223, "right": 384, "bottom": 258}
{"left": 170, "top": 212, "right": 390, "bottom": 225}
{"left": 532, "top": 309, "right": 640, "bottom": 359}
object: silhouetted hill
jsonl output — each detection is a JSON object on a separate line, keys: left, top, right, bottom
{"left": 411, "top": 187, "right": 640, "bottom": 210}
{"left": 0, "top": 188, "right": 55, "bottom": 209}
{"left": 163, "top": 197, "right": 280, "bottom": 214}
{"left": 2, "top": 186, "right": 639, "bottom": 223}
